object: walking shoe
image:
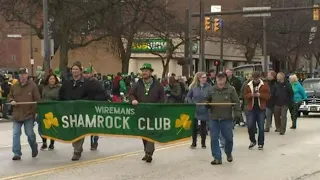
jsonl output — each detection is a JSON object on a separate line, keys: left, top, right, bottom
{"left": 211, "top": 159, "right": 222, "bottom": 165}
{"left": 258, "top": 145, "right": 264, "bottom": 150}
{"left": 226, "top": 154, "right": 233, "bottom": 162}
{"left": 142, "top": 154, "right": 148, "bottom": 161}
{"left": 201, "top": 144, "right": 206, "bottom": 149}
{"left": 275, "top": 129, "right": 279, "bottom": 132}
{"left": 190, "top": 143, "right": 196, "bottom": 149}
{"left": 264, "top": 129, "right": 270, "bottom": 132}
{"left": 48, "top": 144, "right": 54, "bottom": 150}
{"left": 32, "top": 148, "right": 38, "bottom": 158}
{"left": 290, "top": 126, "right": 296, "bottom": 129}
{"left": 41, "top": 143, "right": 47, "bottom": 150}
{"left": 71, "top": 152, "right": 82, "bottom": 161}
{"left": 279, "top": 132, "right": 285, "bottom": 135}
{"left": 145, "top": 155, "right": 152, "bottom": 163}
{"left": 12, "top": 155, "right": 21, "bottom": 161}
{"left": 248, "top": 142, "right": 256, "bottom": 149}
{"left": 90, "top": 143, "right": 98, "bottom": 151}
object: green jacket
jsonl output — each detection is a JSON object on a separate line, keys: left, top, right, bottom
{"left": 119, "top": 80, "right": 127, "bottom": 94}
{"left": 41, "top": 85, "right": 60, "bottom": 101}
{"left": 206, "top": 83, "right": 241, "bottom": 120}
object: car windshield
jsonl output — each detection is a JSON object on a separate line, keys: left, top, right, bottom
{"left": 303, "top": 80, "right": 320, "bottom": 91}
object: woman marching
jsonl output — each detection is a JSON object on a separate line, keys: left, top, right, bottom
{"left": 40, "top": 74, "right": 61, "bottom": 150}
{"left": 289, "top": 74, "right": 307, "bottom": 129}
{"left": 185, "top": 72, "right": 211, "bottom": 149}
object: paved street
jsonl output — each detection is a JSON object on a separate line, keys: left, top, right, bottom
{"left": 0, "top": 116, "right": 320, "bottom": 180}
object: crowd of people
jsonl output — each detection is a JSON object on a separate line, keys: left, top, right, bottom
{"left": 5, "top": 60, "right": 307, "bottom": 166}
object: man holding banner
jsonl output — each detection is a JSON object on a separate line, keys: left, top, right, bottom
{"left": 58, "top": 61, "right": 104, "bottom": 161}
{"left": 8, "top": 68, "right": 41, "bottom": 160}
{"left": 129, "top": 63, "right": 165, "bottom": 163}
{"left": 83, "top": 67, "right": 105, "bottom": 150}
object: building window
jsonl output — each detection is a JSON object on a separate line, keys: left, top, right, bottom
{"left": 232, "top": 61, "right": 238, "bottom": 68}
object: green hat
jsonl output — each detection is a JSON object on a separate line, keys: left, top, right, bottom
{"left": 140, "top": 63, "right": 153, "bottom": 72}
{"left": 54, "top": 68, "right": 60, "bottom": 75}
{"left": 83, "top": 67, "right": 92, "bottom": 73}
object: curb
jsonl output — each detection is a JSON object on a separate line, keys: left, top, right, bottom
{"left": 0, "top": 118, "right": 13, "bottom": 123}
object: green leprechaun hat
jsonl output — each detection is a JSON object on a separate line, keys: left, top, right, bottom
{"left": 140, "top": 63, "right": 154, "bottom": 72}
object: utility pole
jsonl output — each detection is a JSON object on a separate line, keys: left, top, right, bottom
{"left": 263, "top": 17, "right": 268, "bottom": 72}
{"left": 220, "top": 19, "right": 224, "bottom": 71}
{"left": 43, "top": 0, "right": 50, "bottom": 73}
{"left": 199, "top": 0, "right": 205, "bottom": 72}
{"left": 188, "top": 0, "right": 193, "bottom": 76}
{"left": 29, "top": 4, "right": 34, "bottom": 77}
{"left": 184, "top": 9, "right": 190, "bottom": 76}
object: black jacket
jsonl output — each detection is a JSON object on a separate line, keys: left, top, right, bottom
{"left": 58, "top": 76, "right": 104, "bottom": 101}
{"left": 228, "top": 76, "right": 242, "bottom": 96}
{"left": 266, "top": 79, "right": 277, "bottom": 108}
{"left": 272, "top": 81, "right": 293, "bottom": 106}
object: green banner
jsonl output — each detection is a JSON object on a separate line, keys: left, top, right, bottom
{"left": 38, "top": 101, "right": 195, "bottom": 144}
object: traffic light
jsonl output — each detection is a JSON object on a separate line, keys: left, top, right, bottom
{"left": 205, "top": 16, "right": 211, "bottom": 31}
{"left": 314, "top": 4, "right": 319, "bottom": 21}
{"left": 214, "top": 60, "right": 220, "bottom": 66}
{"left": 214, "top": 18, "right": 221, "bottom": 32}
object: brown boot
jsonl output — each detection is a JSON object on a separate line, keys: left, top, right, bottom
{"left": 71, "top": 152, "right": 82, "bottom": 161}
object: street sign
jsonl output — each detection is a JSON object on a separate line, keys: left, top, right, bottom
{"left": 243, "top": 7, "right": 271, "bottom": 17}
{"left": 309, "top": 26, "right": 318, "bottom": 44}
{"left": 192, "top": 40, "right": 199, "bottom": 54}
{"left": 211, "top": 5, "right": 221, "bottom": 14}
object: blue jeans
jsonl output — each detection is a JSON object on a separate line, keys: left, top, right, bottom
{"left": 209, "top": 120, "right": 233, "bottom": 161}
{"left": 12, "top": 119, "right": 38, "bottom": 156}
{"left": 246, "top": 109, "right": 266, "bottom": 145}
{"left": 219, "top": 133, "right": 225, "bottom": 147}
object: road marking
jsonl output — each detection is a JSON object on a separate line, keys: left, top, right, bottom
{"left": 0, "top": 141, "right": 190, "bottom": 180}
{"left": 0, "top": 141, "right": 43, "bottom": 149}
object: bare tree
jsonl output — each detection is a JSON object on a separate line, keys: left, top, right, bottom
{"left": 267, "top": 0, "right": 313, "bottom": 71}
{"left": 0, "top": 0, "right": 118, "bottom": 74}
{"left": 144, "top": 7, "right": 186, "bottom": 77}
{"left": 107, "top": 0, "right": 173, "bottom": 74}
{"left": 224, "top": 17, "right": 263, "bottom": 63}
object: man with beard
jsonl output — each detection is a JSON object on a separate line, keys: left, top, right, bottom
{"left": 129, "top": 63, "right": 165, "bottom": 163}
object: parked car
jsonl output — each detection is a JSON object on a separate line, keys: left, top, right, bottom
{"left": 299, "top": 78, "right": 320, "bottom": 116}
